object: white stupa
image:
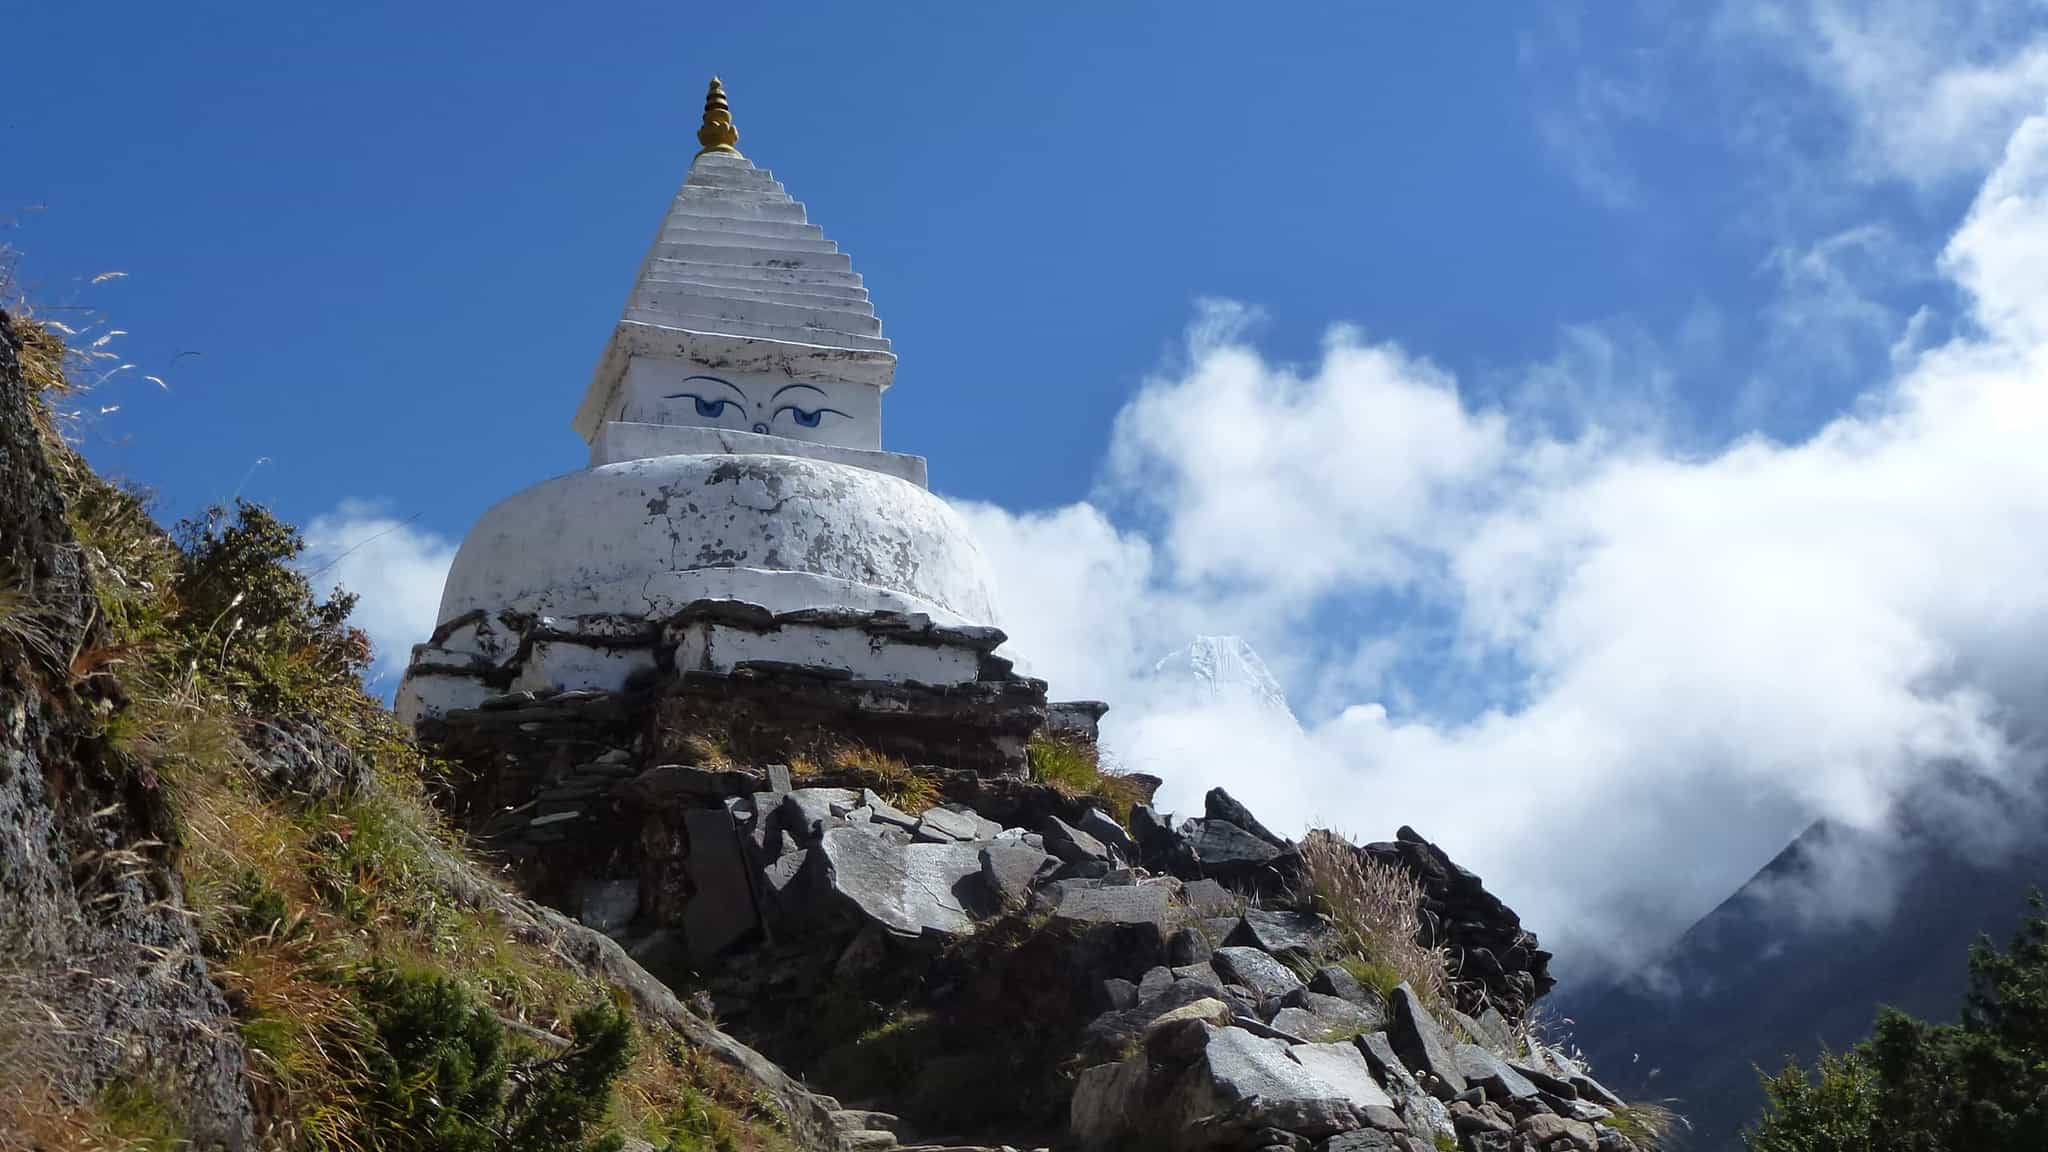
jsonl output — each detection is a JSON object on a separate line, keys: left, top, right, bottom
{"left": 397, "top": 79, "right": 1003, "bottom": 725}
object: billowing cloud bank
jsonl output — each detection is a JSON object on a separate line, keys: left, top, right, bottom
{"left": 961, "top": 106, "right": 2048, "bottom": 971}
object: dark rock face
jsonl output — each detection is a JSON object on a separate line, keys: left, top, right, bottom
{"left": 1365, "top": 826, "right": 1555, "bottom": 1021}
{"left": 0, "top": 313, "right": 255, "bottom": 1148}
{"left": 1208, "top": 786, "right": 1293, "bottom": 850}
{"left": 1388, "top": 983, "right": 1468, "bottom": 1100}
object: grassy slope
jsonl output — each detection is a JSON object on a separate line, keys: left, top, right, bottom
{"left": 0, "top": 315, "right": 812, "bottom": 1152}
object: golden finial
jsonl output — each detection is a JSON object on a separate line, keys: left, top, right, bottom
{"left": 696, "top": 76, "right": 742, "bottom": 157}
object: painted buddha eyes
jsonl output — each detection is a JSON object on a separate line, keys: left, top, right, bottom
{"left": 661, "top": 377, "right": 849, "bottom": 433}
{"left": 774, "top": 404, "right": 848, "bottom": 429}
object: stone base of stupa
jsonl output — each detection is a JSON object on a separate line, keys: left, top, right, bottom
{"left": 403, "top": 596, "right": 1047, "bottom": 786}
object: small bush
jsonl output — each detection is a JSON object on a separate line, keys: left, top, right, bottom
{"left": 1297, "top": 830, "right": 1451, "bottom": 1014}
{"left": 830, "top": 745, "right": 937, "bottom": 814}
{"left": 1027, "top": 735, "right": 1145, "bottom": 819}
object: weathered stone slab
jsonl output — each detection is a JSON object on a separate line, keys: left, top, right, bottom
{"left": 1188, "top": 818, "right": 1283, "bottom": 873}
{"left": 1099, "top": 977, "right": 1138, "bottom": 1011}
{"left": 1455, "top": 1043, "right": 1541, "bottom": 1102}
{"left": 979, "top": 843, "right": 1056, "bottom": 906}
{"left": 1137, "top": 965, "right": 1175, "bottom": 1003}
{"left": 1288, "top": 1041, "right": 1395, "bottom": 1111}
{"left": 817, "top": 825, "right": 985, "bottom": 937}
{"left": 860, "top": 788, "right": 917, "bottom": 830}
{"left": 1076, "top": 806, "right": 1136, "bottom": 862}
{"left": 1359, "top": 1030, "right": 1457, "bottom": 1146}
{"left": 1070, "top": 1057, "right": 1148, "bottom": 1151}
{"left": 682, "top": 808, "right": 759, "bottom": 957}
{"left": 914, "top": 805, "right": 981, "bottom": 843}
{"left": 1269, "top": 1006, "right": 1324, "bottom": 1037}
{"left": 1041, "top": 814, "right": 1112, "bottom": 864}
{"left": 1229, "top": 908, "right": 1339, "bottom": 958}
{"left": 1311, "top": 963, "right": 1369, "bottom": 1005}
{"left": 626, "top": 763, "right": 765, "bottom": 803}
{"left": 1198, "top": 1026, "right": 1361, "bottom": 1138}
{"left": 1053, "top": 882, "right": 1169, "bottom": 930}
{"left": 1214, "top": 945, "right": 1306, "bottom": 1001}
{"left": 1292, "top": 991, "right": 1383, "bottom": 1039}
{"left": 1169, "top": 924, "right": 1214, "bottom": 966}
{"left": 1172, "top": 962, "right": 1227, "bottom": 995}
{"left": 780, "top": 787, "right": 859, "bottom": 843}
{"left": 1205, "top": 786, "right": 1292, "bottom": 849}
{"left": 1388, "top": 983, "right": 1467, "bottom": 1100}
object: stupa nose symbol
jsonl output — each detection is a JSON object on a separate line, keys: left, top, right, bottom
{"left": 751, "top": 420, "right": 770, "bottom": 434}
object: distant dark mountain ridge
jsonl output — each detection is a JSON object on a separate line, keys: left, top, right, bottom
{"left": 1560, "top": 796, "right": 2048, "bottom": 1151}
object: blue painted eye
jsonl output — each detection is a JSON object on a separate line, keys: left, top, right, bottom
{"left": 773, "top": 404, "right": 848, "bottom": 429}
{"left": 692, "top": 396, "right": 732, "bottom": 419}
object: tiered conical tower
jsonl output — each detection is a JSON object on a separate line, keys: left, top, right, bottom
{"left": 397, "top": 79, "right": 1008, "bottom": 727}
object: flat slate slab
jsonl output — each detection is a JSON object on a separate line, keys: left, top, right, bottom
{"left": 1455, "top": 1042, "right": 1542, "bottom": 1102}
{"left": 1076, "top": 806, "right": 1137, "bottom": 861}
{"left": 682, "top": 808, "right": 759, "bottom": 957}
{"left": 979, "top": 843, "right": 1056, "bottom": 905}
{"left": 914, "top": 805, "right": 981, "bottom": 843}
{"left": 780, "top": 787, "right": 859, "bottom": 843}
{"left": 1052, "top": 882, "right": 1170, "bottom": 930}
{"left": 1229, "top": 908, "right": 1339, "bottom": 957}
{"left": 1288, "top": 1041, "right": 1396, "bottom": 1111}
{"left": 1042, "top": 814, "right": 1112, "bottom": 864}
{"left": 818, "top": 825, "right": 986, "bottom": 937}
{"left": 1198, "top": 1026, "right": 1361, "bottom": 1138}
{"left": 1188, "top": 818, "right": 1283, "bottom": 872}
{"left": 1213, "top": 945, "right": 1306, "bottom": 1001}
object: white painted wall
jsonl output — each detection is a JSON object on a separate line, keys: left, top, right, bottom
{"left": 611, "top": 357, "right": 882, "bottom": 450}
{"left": 672, "top": 619, "right": 983, "bottom": 685}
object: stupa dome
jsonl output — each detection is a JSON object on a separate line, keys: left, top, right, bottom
{"left": 435, "top": 453, "right": 996, "bottom": 627}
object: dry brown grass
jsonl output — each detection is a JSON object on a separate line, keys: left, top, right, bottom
{"left": 1604, "top": 1100, "right": 1683, "bottom": 1150}
{"left": 829, "top": 744, "right": 937, "bottom": 813}
{"left": 1298, "top": 829, "right": 1452, "bottom": 1013}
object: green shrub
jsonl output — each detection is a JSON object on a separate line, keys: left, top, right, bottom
{"left": 1745, "top": 893, "right": 2048, "bottom": 1151}
{"left": 355, "top": 967, "right": 636, "bottom": 1152}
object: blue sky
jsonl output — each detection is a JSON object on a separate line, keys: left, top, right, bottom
{"left": 12, "top": 2, "right": 2048, "bottom": 968}
{"left": 10, "top": 3, "right": 1956, "bottom": 523}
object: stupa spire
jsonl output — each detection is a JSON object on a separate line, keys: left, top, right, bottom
{"left": 696, "top": 76, "right": 742, "bottom": 157}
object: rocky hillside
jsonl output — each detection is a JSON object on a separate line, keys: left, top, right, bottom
{"left": 0, "top": 310, "right": 842, "bottom": 1150}
{"left": 1, "top": 308, "right": 1669, "bottom": 1152}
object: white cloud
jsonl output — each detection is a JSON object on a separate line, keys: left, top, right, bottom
{"left": 1735, "top": 0, "right": 2048, "bottom": 187}
{"left": 959, "top": 108, "right": 2048, "bottom": 974}
{"left": 299, "top": 502, "right": 457, "bottom": 690}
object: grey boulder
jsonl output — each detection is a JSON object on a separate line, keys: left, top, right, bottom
{"left": 1214, "top": 945, "right": 1307, "bottom": 1001}
{"left": 1388, "top": 983, "right": 1468, "bottom": 1100}
{"left": 818, "top": 825, "right": 987, "bottom": 938}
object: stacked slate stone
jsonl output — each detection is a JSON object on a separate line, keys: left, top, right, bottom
{"left": 1068, "top": 927, "right": 1633, "bottom": 1152}
{"left": 1363, "top": 828, "right": 1556, "bottom": 1021}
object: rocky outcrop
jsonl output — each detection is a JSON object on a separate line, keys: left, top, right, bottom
{"left": 0, "top": 312, "right": 256, "bottom": 1147}
{"left": 1366, "top": 827, "right": 1556, "bottom": 1021}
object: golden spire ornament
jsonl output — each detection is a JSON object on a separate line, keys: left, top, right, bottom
{"left": 696, "top": 76, "right": 742, "bottom": 157}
